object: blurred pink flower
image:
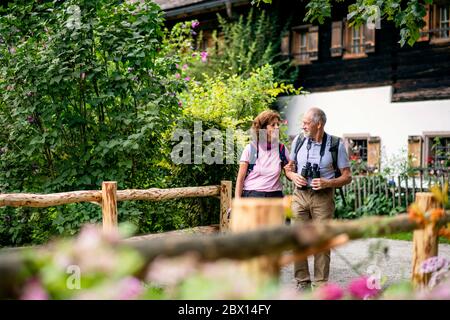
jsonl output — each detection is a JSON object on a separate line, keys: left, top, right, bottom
{"left": 182, "top": 64, "right": 188, "bottom": 70}
{"left": 178, "top": 101, "right": 182, "bottom": 107}
{"left": 420, "top": 257, "right": 449, "bottom": 274}
{"left": 200, "top": 51, "right": 208, "bottom": 62}
{"left": 20, "top": 278, "right": 49, "bottom": 300}
{"left": 184, "top": 76, "right": 190, "bottom": 81}
{"left": 191, "top": 20, "right": 200, "bottom": 29}
{"left": 116, "top": 277, "right": 144, "bottom": 300}
{"left": 146, "top": 254, "right": 198, "bottom": 286}
{"left": 348, "top": 276, "right": 380, "bottom": 299}
{"left": 315, "top": 283, "right": 344, "bottom": 300}
{"left": 175, "top": 73, "right": 181, "bottom": 79}
{"left": 282, "top": 119, "right": 288, "bottom": 125}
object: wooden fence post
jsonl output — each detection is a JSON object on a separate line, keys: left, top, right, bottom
{"left": 411, "top": 192, "right": 439, "bottom": 289}
{"left": 102, "top": 181, "right": 118, "bottom": 233}
{"left": 220, "top": 180, "right": 232, "bottom": 233}
{"left": 230, "top": 198, "right": 285, "bottom": 284}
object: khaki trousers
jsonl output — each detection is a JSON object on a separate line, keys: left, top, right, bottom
{"left": 292, "top": 188, "right": 335, "bottom": 286}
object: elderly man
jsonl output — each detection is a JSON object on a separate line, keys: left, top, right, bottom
{"left": 285, "top": 107, "right": 352, "bottom": 290}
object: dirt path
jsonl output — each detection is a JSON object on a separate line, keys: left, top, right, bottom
{"left": 280, "top": 238, "right": 450, "bottom": 288}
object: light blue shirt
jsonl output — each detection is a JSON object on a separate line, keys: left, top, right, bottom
{"left": 289, "top": 133, "right": 350, "bottom": 183}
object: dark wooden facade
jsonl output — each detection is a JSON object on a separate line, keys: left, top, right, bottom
{"left": 157, "top": 0, "right": 450, "bottom": 103}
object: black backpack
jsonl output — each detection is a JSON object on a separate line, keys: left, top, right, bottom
{"left": 293, "top": 132, "right": 347, "bottom": 206}
{"left": 246, "top": 143, "right": 289, "bottom": 178}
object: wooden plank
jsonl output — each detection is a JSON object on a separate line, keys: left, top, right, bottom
{"left": 220, "top": 181, "right": 232, "bottom": 233}
{"left": 231, "top": 198, "right": 285, "bottom": 284}
{"left": 405, "top": 176, "right": 409, "bottom": 207}
{"left": 390, "top": 179, "right": 395, "bottom": 209}
{"left": 116, "top": 186, "right": 221, "bottom": 201}
{"left": 102, "top": 181, "right": 118, "bottom": 233}
{"left": 357, "top": 177, "right": 362, "bottom": 209}
{"left": 0, "top": 186, "right": 222, "bottom": 208}
{"left": 363, "top": 178, "right": 367, "bottom": 204}
{"left": 412, "top": 193, "right": 439, "bottom": 289}
{"left": 378, "top": 176, "right": 382, "bottom": 195}
{"left": 0, "top": 191, "right": 102, "bottom": 208}
{"left": 420, "top": 170, "right": 424, "bottom": 192}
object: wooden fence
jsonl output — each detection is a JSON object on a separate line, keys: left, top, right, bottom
{"left": 0, "top": 181, "right": 233, "bottom": 232}
{"left": 0, "top": 181, "right": 449, "bottom": 297}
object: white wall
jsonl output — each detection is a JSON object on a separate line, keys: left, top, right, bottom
{"left": 279, "top": 86, "right": 450, "bottom": 162}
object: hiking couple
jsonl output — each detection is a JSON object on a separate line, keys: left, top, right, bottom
{"left": 235, "top": 107, "right": 352, "bottom": 290}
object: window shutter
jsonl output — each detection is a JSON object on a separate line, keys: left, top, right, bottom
{"left": 418, "top": 4, "right": 430, "bottom": 42}
{"left": 367, "top": 137, "right": 381, "bottom": 171}
{"left": 281, "top": 33, "right": 290, "bottom": 56}
{"left": 408, "top": 136, "right": 423, "bottom": 168}
{"left": 330, "top": 21, "right": 343, "bottom": 57}
{"left": 343, "top": 21, "right": 352, "bottom": 54}
{"left": 307, "top": 26, "right": 319, "bottom": 61}
{"left": 291, "top": 31, "right": 301, "bottom": 63}
{"left": 431, "top": 5, "right": 440, "bottom": 40}
{"left": 364, "top": 25, "right": 375, "bottom": 53}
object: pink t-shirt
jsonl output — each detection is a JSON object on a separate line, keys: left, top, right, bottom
{"left": 240, "top": 142, "right": 290, "bottom": 192}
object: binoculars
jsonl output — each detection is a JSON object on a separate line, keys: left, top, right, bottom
{"left": 299, "top": 162, "right": 320, "bottom": 189}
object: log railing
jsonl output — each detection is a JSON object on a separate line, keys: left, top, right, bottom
{"left": 0, "top": 204, "right": 448, "bottom": 297}
{"left": 0, "top": 189, "right": 447, "bottom": 296}
{"left": 0, "top": 181, "right": 233, "bottom": 232}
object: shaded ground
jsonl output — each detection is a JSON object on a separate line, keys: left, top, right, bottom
{"left": 280, "top": 238, "right": 450, "bottom": 288}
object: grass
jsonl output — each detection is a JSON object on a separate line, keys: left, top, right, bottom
{"left": 380, "top": 232, "right": 450, "bottom": 244}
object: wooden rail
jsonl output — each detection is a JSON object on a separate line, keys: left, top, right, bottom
{"left": 0, "top": 181, "right": 232, "bottom": 232}
{"left": 0, "top": 207, "right": 449, "bottom": 298}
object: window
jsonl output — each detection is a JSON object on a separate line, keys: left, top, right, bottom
{"left": 344, "top": 134, "right": 381, "bottom": 174}
{"left": 351, "top": 25, "right": 364, "bottom": 54}
{"left": 419, "top": 4, "right": 450, "bottom": 43}
{"left": 290, "top": 25, "right": 318, "bottom": 65}
{"left": 439, "top": 6, "right": 450, "bottom": 38}
{"left": 348, "top": 138, "right": 368, "bottom": 162}
{"left": 331, "top": 20, "right": 375, "bottom": 58}
{"left": 198, "top": 30, "right": 214, "bottom": 51}
{"left": 408, "top": 136, "right": 423, "bottom": 168}
{"left": 424, "top": 133, "right": 450, "bottom": 168}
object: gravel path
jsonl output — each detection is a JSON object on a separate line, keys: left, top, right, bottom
{"left": 280, "top": 238, "right": 450, "bottom": 288}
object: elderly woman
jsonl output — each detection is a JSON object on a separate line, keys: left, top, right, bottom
{"left": 235, "top": 110, "right": 290, "bottom": 198}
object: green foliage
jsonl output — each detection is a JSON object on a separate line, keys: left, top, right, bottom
{"left": 180, "top": 64, "right": 299, "bottom": 128}
{"left": 334, "top": 177, "right": 406, "bottom": 220}
{"left": 253, "top": 0, "right": 432, "bottom": 47}
{"left": 0, "top": 0, "right": 185, "bottom": 245}
{"left": 0, "top": 1, "right": 302, "bottom": 246}
{"left": 165, "top": 9, "right": 298, "bottom": 83}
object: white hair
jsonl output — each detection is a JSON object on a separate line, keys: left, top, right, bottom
{"left": 308, "top": 107, "right": 327, "bottom": 125}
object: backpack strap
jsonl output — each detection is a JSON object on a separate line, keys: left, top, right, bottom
{"left": 329, "top": 135, "right": 341, "bottom": 178}
{"left": 329, "top": 135, "right": 347, "bottom": 207}
{"left": 293, "top": 133, "right": 306, "bottom": 170}
{"left": 246, "top": 142, "right": 288, "bottom": 178}
{"left": 279, "top": 143, "right": 289, "bottom": 167}
{"left": 246, "top": 143, "right": 258, "bottom": 177}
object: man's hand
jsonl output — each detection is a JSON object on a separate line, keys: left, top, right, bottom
{"left": 311, "top": 178, "right": 331, "bottom": 190}
{"left": 290, "top": 173, "right": 308, "bottom": 188}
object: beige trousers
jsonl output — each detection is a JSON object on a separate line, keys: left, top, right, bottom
{"left": 292, "top": 188, "right": 335, "bottom": 285}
